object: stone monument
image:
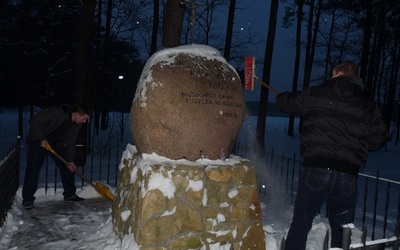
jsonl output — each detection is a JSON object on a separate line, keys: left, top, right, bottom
{"left": 112, "top": 45, "right": 266, "bottom": 249}
{"left": 130, "top": 44, "right": 245, "bottom": 161}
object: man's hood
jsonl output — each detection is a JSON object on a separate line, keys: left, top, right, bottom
{"left": 335, "top": 75, "right": 364, "bottom": 90}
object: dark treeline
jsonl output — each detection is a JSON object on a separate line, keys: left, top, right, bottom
{"left": 0, "top": 0, "right": 399, "bottom": 144}
{"left": 262, "top": 0, "right": 400, "bottom": 143}
{"left": 0, "top": 0, "right": 249, "bottom": 112}
{"left": 0, "top": 0, "right": 255, "bottom": 134}
{"left": 0, "top": 0, "right": 143, "bottom": 113}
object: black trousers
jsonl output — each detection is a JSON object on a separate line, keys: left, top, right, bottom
{"left": 22, "top": 140, "right": 76, "bottom": 204}
{"left": 285, "top": 167, "right": 358, "bottom": 249}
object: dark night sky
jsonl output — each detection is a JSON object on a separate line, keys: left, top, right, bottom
{"left": 234, "top": 0, "right": 296, "bottom": 102}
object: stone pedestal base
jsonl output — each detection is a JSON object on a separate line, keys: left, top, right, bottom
{"left": 112, "top": 149, "right": 266, "bottom": 249}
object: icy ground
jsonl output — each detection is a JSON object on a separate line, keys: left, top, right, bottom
{"left": 1, "top": 109, "right": 399, "bottom": 249}
{"left": 0, "top": 168, "right": 331, "bottom": 250}
{"left": 1, "top": 139, "right": 399, "bottom": 249}
{"left": 1, "top": 193, "right": 112, "bottom": 250}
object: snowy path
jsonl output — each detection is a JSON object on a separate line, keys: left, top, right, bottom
{"left": 3, "top": 197, "right": 111, "bottom": 250}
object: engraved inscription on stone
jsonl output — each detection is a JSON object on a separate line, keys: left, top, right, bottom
{"left": 181, "top": 92, "right": 242, "bottom": 118}
{"left": 130, "top": 45, "right": 245, "bottom": 161}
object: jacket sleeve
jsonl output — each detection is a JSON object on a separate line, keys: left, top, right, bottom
{"left": 275, "top": 89, "right": 308, "bottom": 115}
{"left": 361, "top": 105, "right": 389, "bottom": 152}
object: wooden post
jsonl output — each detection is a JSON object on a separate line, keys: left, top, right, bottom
{"left": 341, "top": 227, "right": 351, "bottom": 250}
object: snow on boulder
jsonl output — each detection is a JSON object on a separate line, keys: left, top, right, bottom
{"left": 130, "top": 44, "right": 245, "bottom": 161}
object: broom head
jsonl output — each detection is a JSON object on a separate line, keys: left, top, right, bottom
{"left": 244, "top": 56, "right": 255, "bottom": 91}
{"left": 94, "top": 182, "right": 115, "bottom": 201}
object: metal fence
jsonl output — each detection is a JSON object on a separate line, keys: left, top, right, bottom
{"left": 233, "top": 142, "right": 400, "bottom": 249}
{"left": 0, "top": 137, "right": 20, "bottom": 227}
{"left": 2, "top": 137, "right": 400, "bottom": 248}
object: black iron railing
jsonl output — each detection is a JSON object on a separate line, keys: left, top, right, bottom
{"left": 0, "top": 137, "right": 20, "bottom": 227}
{"left": 2, "top": 138, "right": 399, "bottom": 248}
{"left": 233, "top": 142, "right": 400, "bottom": 247}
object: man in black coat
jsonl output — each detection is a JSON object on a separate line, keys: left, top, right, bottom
{"left": 22, "top": 104, "right": 91, "bottom": 209}
{"left": 276, "top": 62, "right": 389, "bottom": 249}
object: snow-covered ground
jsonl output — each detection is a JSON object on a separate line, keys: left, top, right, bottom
{"left": 1, "top": 107, "right": 399, "bottom": 249}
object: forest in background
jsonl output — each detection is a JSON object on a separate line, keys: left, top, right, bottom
{"left": 0, "top": 0, "right": 399, "bottom": 143}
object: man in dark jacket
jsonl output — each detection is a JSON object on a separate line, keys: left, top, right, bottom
{"left": 276, "top": 62, "right": 388, "bottom": 249}
{"left": 22, "top": 104, "right": 91, "bottom": 209}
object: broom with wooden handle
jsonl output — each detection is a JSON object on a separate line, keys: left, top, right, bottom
{"left": 244, "top": 56, "right": 280, "bottom": 95}
{"left": 44, "top": 143, "right": 114, "bottom": 201}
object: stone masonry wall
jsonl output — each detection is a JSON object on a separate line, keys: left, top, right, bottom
{"left": 112, "top": 153, "right": 266, "bottom": 249}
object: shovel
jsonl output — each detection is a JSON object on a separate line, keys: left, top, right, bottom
{"left": 44, "top": 143, "right": 115, "bottom": 201}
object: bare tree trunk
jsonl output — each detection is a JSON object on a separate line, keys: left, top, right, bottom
{"left": 383, "top": 42, "right": 399, "bottom": 130}
{"left": 74, "top": 0, "right": 96, "bottom": 163}
{"left": 256, "top": 0, "right": 279, "bottom": 149}
{"left": 288, "top": 0, "right": 304, "bottom": 137}
{"left": 359, "top": 0, "right": 373, "bottom": 96}
{"left": 298, "top": 0, "right": 321, "bottom": 133}
{"left": 223, "top": 0, "right": 236, "bottom": 60}
{"left": 308, "top": 0, "right": 322, "bottom": 82}
{"left": 18, "top": 0, "right": 30, "bottom": 139}
{"left": 94, "top": 0, "right": 113, "bottom": 131}
{"left": 182, "top": 0, "right": 226, "bottom": 46}
{"left": 201, "top": 1, "right": 216, "bottom": 45}
{"left": 396, "top": 91, "right": 400, "bottom": 145}
{"left": 93, "top": 0, "right": 102, "bottom": 134}
{"left": 44, "top": 0, "right": 55, "bottom": 107}
{"left": 366, "top": 0, "right": 385, "bottom": 102}
{"left": 75, "top": 0, "right": 96, "bottom": 105}
{"left": 162, "top": 0, "right": 185, "bottom": 48}
{"left": 302, "top": 0, "right": 315, "bottom": 91}
{"left": 375, "top": 47, "right": 388, "bottom": 104}
{"left": 150, "top": 0, "right": 159, "bottom": 55}
{"left": 323, "top": 0, "right": 337, "bottom": 79}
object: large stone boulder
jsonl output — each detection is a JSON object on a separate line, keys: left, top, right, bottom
{"left": 112, "top": 145, "right": 266, "bottom": 249}
{"left": 130, "top": 45, "right": 245, "bottom": 161}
